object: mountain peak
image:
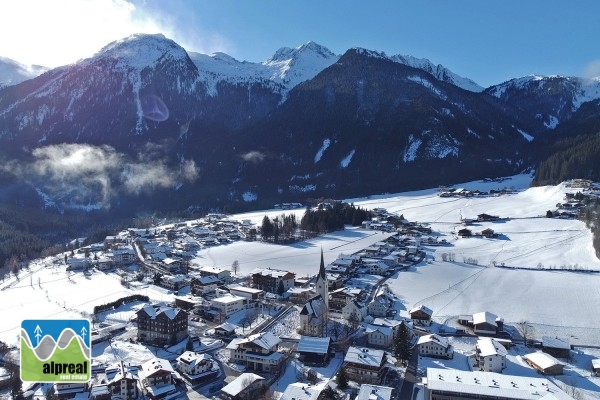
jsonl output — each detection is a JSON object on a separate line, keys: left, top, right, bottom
{"left": 92, "top": 33, "right": 190, "bottom": 71}
{"left": 266, "top": 41, "right": 336, "bottom": 64}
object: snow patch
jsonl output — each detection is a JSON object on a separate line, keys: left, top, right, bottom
{"left": 242, "top": 191, "right": 258, "bottom": 202}
{"left": 340, "top": 149, "right": 355, "bottom": 168}
{"left": 408, "top": 76, "right": 447, "bottom": 99}
{"left": 544, "top": 115, "right": 559, "bottom": 129}
{"left": 517, "top": 128, "right": 534, "bottom": 142}
{"left": 314, "top": 139, "right": 331, "bottom": 164}
{"left": 403, "top": 134, "right": 422, "bottom": 162}
{"left": 289, "top": 184, "right": 316, "bottom": 192}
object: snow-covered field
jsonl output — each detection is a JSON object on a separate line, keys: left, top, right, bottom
{"left": 1, "top": 173, "right": 599, "bottom": 358}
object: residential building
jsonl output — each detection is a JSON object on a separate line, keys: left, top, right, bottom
{"left": 343, "top": 346, "right": 386, "bottom": 384}
{"left": 53, "top": 383, "right": 88, "bottom": 400}
{"left": 191, "top": 275, "right": 221, "bottom": 295}
{"left": 296, "top": 336, "right": 332, "bottom": 366}
{"left": 475, "top": 338, "right": 507, "bottom": 372}
{"left": 365, "top": 319, "right": 408, "bottom": 348}
{"left": 229, "top": 285, "right": 264, "bottom": 300}
{"left": 139, "top": 358, "right": 176, "bottom": 399}
{"left": 251, "top": 267, "right": 296, "bottom": 293}
{"left": 227, "top": 331, "right": 283, "bottom": 373}
{"left": 342, "top": 299, "right": 366, "bottom": 323}
{"left": 368, "top": 294, "right": 392, "bottom": 317}
{"left": 409, "top": 304, "right": 433, "bottom": 327}
{"left": 210, "top": 294, "right": 248, "bottom": 317}
{"left": 199, "top": 265, "right": 231, "bottom": 281}
{"left": 113, "top": 247, "right": 136, "bottom": 265}
{"left": 105, "top": 361, "right": 139, "bottom": 400}
{"left": 280, "top": 382, "right": 322, "bottom": 400}
{"left": 221, "top": 373, "right": 266, "bottom": 400}
{"left": 472, "top": 311, "right": 503, "bottom": 335}
{"left": 330, "top": 287, "right": 360, "bottom": 311}
{"left": 136, "top": 303, "right": 188, "bottom": 345}
{"left": 356, "top": 385, "right": 393, "bottom": 400}
{"left": 423, "top": 368, "right": 575, "bottom": 400}
{"left": 523, "top": 352, "right": 565, "bottom": 375}
{"left": 542, "top": 336, "right": 572, "bottom": 359}
{"left": 176, "top": 351, "right": 220, "bottom": 384}
{"left": 417, "top": 334, "right": 453, "bottom": 359}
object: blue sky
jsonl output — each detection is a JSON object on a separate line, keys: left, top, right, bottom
{"left": 1, "top": 0, "right": 599, "bottom": 87}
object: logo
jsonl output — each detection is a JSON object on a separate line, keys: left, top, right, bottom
{"left": 20, "top": 319, "right": 91, "bottom": 383}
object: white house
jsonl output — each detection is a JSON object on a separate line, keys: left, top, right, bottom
{"left": 417, "top": 334, "right": 453, "bottom": 359}
{"left": 356, "top": 385, "right": 393, "bottom": 400}
{"left": 176, "top": 351, "right": 219, "bottom": 382}
{"left": 227, "top": 331, "right": 283, "bottom": 373}
{"left": 342, "top": 299, "right": 367, "bottom": 322}
{"left": 368, "top": 294, "right": 392, "bottom": 317}
{"left": 210, "top": 294, "right": 247, "bottom": 317}
{"left": 475, "top": 338, "right": 507, "bottom": 372}
{"left": 139, "top": 358, "right": 176, "bottom": 399}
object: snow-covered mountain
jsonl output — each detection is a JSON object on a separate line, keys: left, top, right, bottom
{"left": 0, "top": 56, "right": 47, "bottom": 88}
{"left": 391, "top": 54, "right": 484, "bottom": 92}
{"left": 1, "top": 33, "right": 600, "bottom": 215}
{"left": 188, "top": 41, "right": 339, "bottom": 97}
{"left": 487, "top": 75, "right": 600, "bottom": 129}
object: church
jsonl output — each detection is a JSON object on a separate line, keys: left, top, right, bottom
{"left": 299, "top": 250, "right": 329, "bottom": 336}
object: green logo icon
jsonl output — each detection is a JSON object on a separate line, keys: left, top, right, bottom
{"left": 20, "top": 319, "right": 91, "bottom": 383}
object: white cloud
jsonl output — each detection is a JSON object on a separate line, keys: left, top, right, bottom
{"left": 583, "top": 59, "right": 600, "bottom": 79}
{"left": 0, "top": 0, "right": 230, "bottom": 67}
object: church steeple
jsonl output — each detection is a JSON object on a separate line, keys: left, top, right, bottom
{"left": 319, "top": 248, "right": 326, "bottom": 280}
{"left": 315, "top": 248, "right": 329, "bottom": 328}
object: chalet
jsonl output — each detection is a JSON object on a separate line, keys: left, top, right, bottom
{"left": 136, "top": 303, "right": 188, "bottom": 345}
{"left": 280, "top": 383, "right": 322, "bottom": 400}
{"left": 330, "top": 287, "right": 362, "bottom": 311}
{"left": 477, "top": 213, "right": 500, "bottom": 222}
{"left": 139, "top": 358, "right": 176, "bottom": 399}
{"left": 343, "top": 346, "right": 386, "bottom": 384}
{"left": 174, "top": 295, "right": 204, "bottom": 311}
{"left": 214, "top": 322, "right": 237, "bottom": 337}
{"left": 481, "top": 228, "right": 496, "bottom": 238}
{"left": 541, "top": 336, "right": 572, "bottom": 359}
{"left": 366, "top": 318, "right": 411, "bottom": 348}
{"left": 105, "top": 361, "right": 139, "bottom": 400}
{"left": 176, "top": 351, "right": 219, "bottom": 384}
{"left": 356, "top": 385, "right": 393, "bottom": 400}
{"left": 251, "top": 267, "right": 295, "bottom": 293}
{"left": 523, "top": 352, "right": 565, "bottom": 375}
{"left": 221, "top": 373, "right": 266, "bottom": 400}
{"left": 161, "top": 257, "right": 181, "bottom": 272}
{"left": 66, "top": 255, "right": 91, "bottom": 271}
{"left": 410, "top": 305, "right": 433, "bottom": 327}
{"left": 95, "top": 256, "right": 114, "bottom": 270}
{"left": 475, "top": 338, "right": 507, "bottom": 372}
{"left": 227, "top": 331, "right": 283, "bottom": 372}
{"left": 326, "top": 272, "right": 344, "bottom": 289}
{"left": 287, "top": 286, "right": 314, "bottom": 303}
{"left": 472, "top": 311, "right": 503, "bottom": 335}
{"left": 417, "top": 334, "right": 453, "bottom": 359}
{"left": 159, "top": 275, "right": 188, "bottom": 291}
{"left": 191, "top": 275, "right": 221, "bottom": 295}
{"left": 296, "top": 336, "right": 333, "bottom": 366}
{"left": 457, "top": 228, "right": 473, "bottom": 238}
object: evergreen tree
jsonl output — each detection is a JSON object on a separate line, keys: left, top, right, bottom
{"left": 336, "top": 367, "right": 349, "bottom": 390}
{"left": 186, "top": 336, "right": 194, "bottom": 351}
{"left": 261, "top": 216, "right": 274, "bottom": 241}
{"left": 9, "top": 367, "right": 25, "bottom": 400}
{"left": 45, "top": 386, "right": 57, "bottom": 400}
{"left": 394, "top": 323, "right": 412, "bottom": 365}
{"left": 277, "top": 280, "right": 285, "bottom": 295}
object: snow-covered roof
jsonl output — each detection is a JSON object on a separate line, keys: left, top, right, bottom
{"left": 426, "top": 368, "right": 573, "bottom": 400}
{"left": 477, "top": 338, "right": 507, "bottom": 357}
{"left": 138, "top": 303, "right": 183, "bottom": 320}
{"left": 215, "top": 322, "right": 237, "bottom": 332}
{"left": 592, "top": 359, "right": 600, "bottom": 369}
{"left": 250, "top": 267, "right": 295, "bottom": 278}
{"left": 140, "top": 357, "right": 174, "bottom": 379}
{"left": 417, "top": 334, "right": 449, "bottom": 348}
{"left": 409, "top": 304, "right": 433, "bottom": 317}
{"left": 523, "top": 352, "right": 564, "bottom": 370}
{"left": 364, "top": 324, "right": 393, "bottom": 337}
{"left": 229, "top": 331, "right": 281, "bottom": 351}
{"left": 280, "top": 383, "right": 321, "bottom": 400}
{"left": 195, "top": 275, "right": 221, "bottom": 285}
{"left": 221, "top": 373, "right": 264, "bottom": 397}
{"left": 542, "top": 336, "right": 571, "bottom": 350}
{"left": 344, "top": 346, "right": 385, "bottom": 367}
{"left": 177, "top": 351, "right": 212, "bottom": 368}
{"left": 211, "top": 294, "right": 245, "bottom": 304}
{"left": 229, "top": 285, "right": 263, "bottom": 294}
{"left": 473, "top": 311, "right": 498, "bottom": 326}
{"left": 297, "top": 336, "right": 331, "bottom": 354}
{"left": 356, "top": 384, "right": 393, "bottom": 400}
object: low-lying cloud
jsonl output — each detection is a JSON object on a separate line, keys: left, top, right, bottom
{"left": 4, "top": 143, "right": 198, "bottom": 209}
